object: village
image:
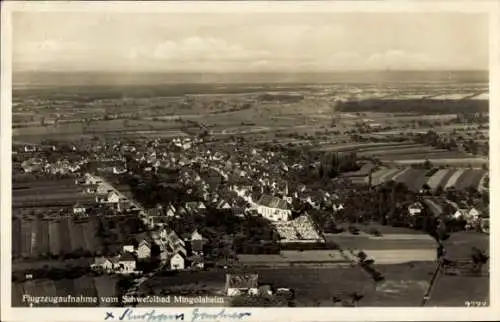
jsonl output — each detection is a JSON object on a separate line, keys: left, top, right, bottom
{"left": 12, "top": 128, "right": 490, "bottom": 307}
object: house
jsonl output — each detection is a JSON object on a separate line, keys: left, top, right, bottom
{"left": 258, "top": 285, "right": 273, "bottom": 296}
{"left": 95, "top": 194, "right": 107, "bottom": 204}
{"left": 255, "top": 195, "right": 292, "bottom": 221}
{"left": 191, "top": 253, "right": 204, "bottom": 269}
{"left": 106, "top": 191, "right": 121, "bottom": 204}
{"left": 332, "top": 203, "right": 344, "bottom": 212}
{"left": 167, "top": 242, "right": 187, "bottom": 257}
{"left": 166, "top": 230, "right": 186, "bottom": 248}
{"left": 166, "top": 204, "right": 176, "bottom": 218}
{"left": 217, "top": 200, "right": 232, "bottom": 210}
{"left": 123, "top": 245, "right": 135, "bottom": 253}
{"left": 185, "top": 201, "right": 206, "bottom": 213}
{"left": 24, "top": 145, "right": 37, "bottom": 152}
{"left": 191, "top": 230, "right": 204, "bottom": 254}
{"left": 113, "top": 166, "right": 127, "bottom": 175}
{"left": 232, "top": 207, "right": 246, "bottom": 218}
{"left": 117, "top": 200, "right": 130, "bottom": 213}
{"left": 72, "top": 203, "right": 86, "bottom": 215}
{"left": 117, "top": 252, "right": 136, "bottom": 274}
{"left": 408, "top": 202, "right": 424, "bottom": 216}
{"left": 468, "top": 207, "right": 481, "bottom": 220}
{"left": 136, "top": 240, "right": 152, "bottom": 259}
{"left": 170, "top": 252, "right": 186, "bottom": 270}
{"left": 225, "top": 273, "right": 259, "bottom": 296}
{"left": 85, "top": 184, "right": 98, "bottom": 194}
{"left": 91, "top": 257, "right": 114, "bottom": 272}
{"left": 96, "top": 184, "right": 110, "bottom": 195}
{"left": 452, "top": 209, "right": 468, "bottom": 219}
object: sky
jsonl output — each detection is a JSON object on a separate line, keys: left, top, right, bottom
{"left": 13, "top": 12, "right": 489, "bottom": 72}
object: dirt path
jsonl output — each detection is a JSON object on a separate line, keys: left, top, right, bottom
{"left": 420, "top": 261, "right": 442, "bottom": 306}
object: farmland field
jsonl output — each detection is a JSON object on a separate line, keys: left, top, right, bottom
{"left": 452, "top": 169, "right": 485, "bottom": 190}
{"left": 443, "top": 231, "right": 489, "bottom": 259}
{"left": 426, "top": 169, "right": 450, "bottom": 190}
{"left": 385, "top": 151, "right": 473, "bottom": 160}
{"left": 362, "top": 262, "right": 436, "bottom": 306}
{"left": 428, "top": 274, "right": 489, "bottom": 306}
{"left": 37, "top": 220, "right": 50, "bottom": 256}
{"left": 58, "top": 218, "right": 73, "bottom": 254}
{"left": 352, "top": 167, "right": 487, "bottom": 192}
{"left": 12, "top": 178, "right": 95, "bottom": 208}
{"left": 313, "top": 140, "right": 477, "bottom": 166}
{"left": 393, "top": 169, "right": 429, "bottom": 191}
{"left": 48, "top": 221, "right": 61, "bottom": 256}
{"left": 444, "top": 169, "right": 467, "bottom": 189}
{"left": 12, "top": 217, "right": 101, "bottom": 260}
{"left": 140, "top": 263, "right": 444, "bottom": 307}
{"left": 140, "top": 267, "right": 374, "bottom": 306}
{"left": 426, "top": 231, "right": 489, "bottom": 306}
{"left": 391, "top": 158, "right": 488, "bottom": 166}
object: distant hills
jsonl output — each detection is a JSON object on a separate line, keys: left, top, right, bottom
{"left": 13, "top": 70, "right": 488, "bottom": 88}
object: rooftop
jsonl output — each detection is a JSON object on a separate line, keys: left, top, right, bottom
{"left": 257, "top": 194, "right": 289, "bottom": 210}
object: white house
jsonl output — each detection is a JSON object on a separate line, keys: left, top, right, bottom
{"left": 170, "top": 252, "right": 186, "bottom": 270}
{"left": 408, "top": 202, "right": 424, "bottom": 216}
{"left": 217, "top": 200, "right": 232, "bottom": 210}
{"left": 96, "top": 184, "right": 109, "bottom": 195}
{"left": 225, "top": 274, "right": 259, "bottom": 297}
{"left": 468, "top": 207, "right": 481, "bottom": 220}
{"left": 24, "top": 145, "right": 37, "bottom": 152}
{"left": 255, "top": 195, "right": 292, "bottom": 221}
{"left": 91, "top": 257, "right": 114, "bottom": 272}
{"left": 136, "top": 240, "right": 151, "bottom": 259}
{"left": 113, "top": 166, "right": 127, "bottom": 175}
{"left": 107, "top": 191, "right": 121, "bottom": 204}
{"left": 73, "top": 203, "right": 86, "bottom": 215}
{"left": 166, "top": 204, "right": 176, "bottom": 218}
{"left": 332, "top": 203, "right": 345, "bottom": 212}
{"left": 123, "top": 245, "right": 135, "bottom": 253}
{"left": 452, "top": 209, "right": 468, "bottom": 220}
{"left": 117, "top": 253, "right": 136, "bottom": 274}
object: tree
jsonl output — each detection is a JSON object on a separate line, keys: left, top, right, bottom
{"left": 349, "top": 292, "right": 364, "bottom": 307}
{"left": 471, "top": 247, "right": 489, "bottom": 273}
{"left": 357, "top": 251, "right": 368, "bottom": 262}
{"left": 435, "top": 186, "right": 444, "bottom": 196}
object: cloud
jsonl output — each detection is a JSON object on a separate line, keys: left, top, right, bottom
{"left": 366, "top": 49, "right": 431, "bottom": 69}
{"left": 126, "top": 37, "right": 269, "bottom": 63}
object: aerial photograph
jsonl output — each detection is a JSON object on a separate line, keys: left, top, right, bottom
{"left": 11, "top": 10, "right": 489, "bottom": 308}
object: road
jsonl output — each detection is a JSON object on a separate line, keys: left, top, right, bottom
{"left": 420, "top": 260, "right": 443, "bottom": 306}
